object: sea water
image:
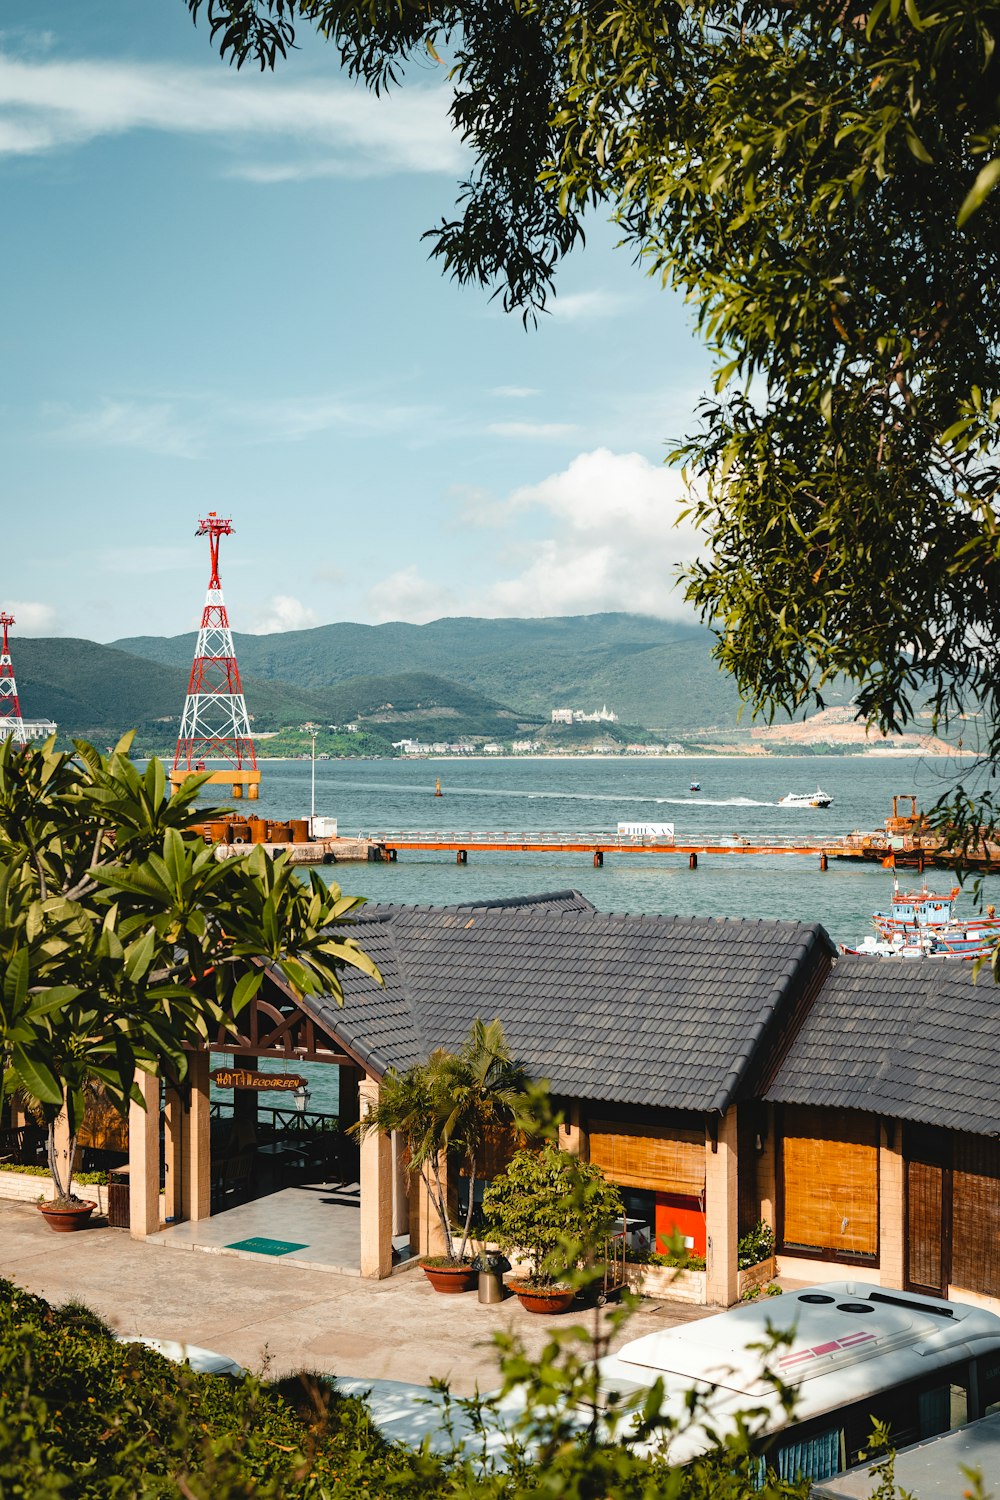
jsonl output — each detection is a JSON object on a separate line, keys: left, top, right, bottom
{"left": 211, "top": 753, "right": 1000, "bottom": 1112}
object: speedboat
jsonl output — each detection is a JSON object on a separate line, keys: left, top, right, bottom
{"left": 778, "top": 788, "right": 832, "bottom": 808}
{"left": 841, "top": 882, "right": 1000, "bottom": 959}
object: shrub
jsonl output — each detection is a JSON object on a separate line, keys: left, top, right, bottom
{"left": 481, "top": 1145, "right": 623, "bottom": 1287}
{"left": 737, "top": 1220, "right": 775, "bottom": 1271}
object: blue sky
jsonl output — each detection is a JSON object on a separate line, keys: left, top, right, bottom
{"left": 0, "top": 3, "right": 713, "bottom": 643}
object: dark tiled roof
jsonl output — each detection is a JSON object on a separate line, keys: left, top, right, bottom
{"left": 766, "top": 956, "right": 1000, "bottom": 1137}
{"left": 302, "top": 893, "right": 833, "bottom": 1113}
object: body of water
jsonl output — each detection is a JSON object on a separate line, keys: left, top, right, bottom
{"left": 210, "top": 752, "right": 993, "bottom": 1114}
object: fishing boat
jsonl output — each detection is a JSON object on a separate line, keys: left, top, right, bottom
{"left": 778, "top": 788, "right": 832, "bottom": 808}
{"left": 689, "top": 781, "right": 701, "bottom": 792}
{"left": 841, "top": 882, "right": 1000, "bottom": 959}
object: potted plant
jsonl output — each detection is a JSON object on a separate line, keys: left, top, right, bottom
{"left": 482, "top": 1145, "right": 623, "bottom": 1314}
{"left": 358, "top": 1018, "right": 527, "bottom": 1293}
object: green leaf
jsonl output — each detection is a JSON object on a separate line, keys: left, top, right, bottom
{"left": 11, "top": 1045, "right": 64, "bottom": 1106}
{"left": 958, "top": 158, "right": 1000, "bottom": 228}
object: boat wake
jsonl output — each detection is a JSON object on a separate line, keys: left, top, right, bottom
{"left": 654, "top": 795, "right": 773, "bottom": 808}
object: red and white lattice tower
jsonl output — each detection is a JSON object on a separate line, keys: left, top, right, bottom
{"left": 170, "top": 513, "right": 260, "bottom": 800}
{"left": 0, "top": 612, "right": 27, "bottom": 747}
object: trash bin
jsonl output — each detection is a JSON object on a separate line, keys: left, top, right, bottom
{"left": 107, "top": 1167, "right": 130, "bottom": 1229}
{"left": 478, "top": 1270, "right": 505, "bottom": 1304}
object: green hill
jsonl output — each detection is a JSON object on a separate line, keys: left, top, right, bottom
{"left": 11, "top": 638, "right": 333, "bottom": 736}
{"left": 113, "top": 613, "right": 771, "bottom": 731}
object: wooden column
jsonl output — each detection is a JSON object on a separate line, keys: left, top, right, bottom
{"left": 879, "top": 1119, "right": 905, "bottom": 1289}
{"left": 128, "top": 1070, "right": 161, "bottom": 1239}
{"left": 232, "top": 1056, "right": 258, "bottom": 1151}
{"left": 181, "top": 1051, "right": 212, "bottom": 1222}
{"left": 339, "top": 1066, "right": 362, "bottom": 1133}
{"left": 359, "top": 1075, "right": 394, "bottom": 1278}
{"left": 757, "top": 1105, "right": 777, "bottom": 1233}
{"left": 705, "top": 1106, "right": 740, "bottom": 1307}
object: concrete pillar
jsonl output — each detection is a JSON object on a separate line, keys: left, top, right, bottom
{"left": 359, "top": 1075, "right": 394, "bottom": 1279}
{"left": 412, "top": 1158, "right": 451, "bottom": 1258}
{"left": 128, "top": 1070, "right": 161, "bottom": 1239}
{"left": 705, "top": 1106, "right": 740, "bottom": 1307}
{"left": 163, "top": 1087, "right": 183, "bottom": 1224}
{"left": 561, "top": 1101, "right": 587, "bottom": 1158}
{"left": 391, "top": 1131, "right": 409, "bottom": 1238}
{"left": 757, "top": 1105, "right": 777, "bottom": 1233}
{"left": 181, "top": 1051, "right": 212, "bottom": 1222}
{"left": 879, "top": 1119, "right": 904, "bottom": 1289}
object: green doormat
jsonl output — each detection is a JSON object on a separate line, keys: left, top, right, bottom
{"left": 225, "top": 1237, "right": 308, "bottom": 1256}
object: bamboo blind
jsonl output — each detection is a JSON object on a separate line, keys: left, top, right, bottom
{"left": 906, "top": 1158, "right": 943, "bottom": 1292}
{"left": 588, "top": 1118, "right": 705, "bottom": 1195}
{"left": 781, "top": 1106, "right": 878, "bottom": 1257}
{"left": 951, "top": 1133, "right": 1000, "bottom": 1298}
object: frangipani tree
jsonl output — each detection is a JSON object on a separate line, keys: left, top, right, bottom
{"left": 358, "top": 1018, "right": 527, "bottom": 1265}
{"left": 0, "top": 734, "right": 379, "bottom": 1206}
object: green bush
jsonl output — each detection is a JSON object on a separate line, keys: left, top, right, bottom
{"left": 0, "top": 1164, "right": 109, "bottom": 1185}
{"left": 481, "top": 1144, "right": 623, "bottom": 1287}
{"left": 0, "top": 1277, "right": 444, "bottom": 1498}
{"left": 737, "top": 1220, "right": 775, "bottom": 1271}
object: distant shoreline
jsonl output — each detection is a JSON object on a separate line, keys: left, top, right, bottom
{"left": 245, "top": 748, "right": 969, "bottom": 763}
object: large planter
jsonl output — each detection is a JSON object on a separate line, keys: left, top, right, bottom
{"left": 626, "top": 1262, "right": 708, "bottom": 1304}
{"left": 737, "top": 1256, "right": 777, "bottom": 1298}
{"left": 38, "top": 1199, "right": 97, "bottom": 1233}
{"left": 421, "top": 1260, "right": 477, "bottom": 1294}
{"left": 509, "top": 1279, "right": 576, "bottom": 1315}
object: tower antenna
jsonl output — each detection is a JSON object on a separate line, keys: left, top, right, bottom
{"left": 0, "top": 612, "right": 27, "bottom": 746}
{"left": 170, "top": 513, "right": 260, "bottom": 801}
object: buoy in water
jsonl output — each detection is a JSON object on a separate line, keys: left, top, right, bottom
{"left": 434, "top": 777, "right": 443, "bottom": 797}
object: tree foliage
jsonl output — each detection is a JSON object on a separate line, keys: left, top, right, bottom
{"left": 358, "top": 1017, "right": 528, "bottom": 1263}
{"left": 0, "top": 735, "right": 379, "bottom": 1201}
{"left": 482, "top": 1143, "right": 623, "bottom": 1286}
{"left": 186, "top": 0, "right": 1000, "bottom": 839}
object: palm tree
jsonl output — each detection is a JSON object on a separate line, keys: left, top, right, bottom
{"left": 358, "top": 1018, "right": 527, "bottom": 1265}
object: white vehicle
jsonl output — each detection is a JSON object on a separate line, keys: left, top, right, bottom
{"left": 594, "top": 1282, "right": 1000, "bottom": 1482}
{"left": 116, "top": 1334, "right": 244, "bottom": 1378}
{"left": 779, "top": 788, "right": 833, "bottom": 808}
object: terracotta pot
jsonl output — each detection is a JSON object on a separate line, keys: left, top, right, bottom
{"left": 509, "top": 1280, "right": 576, "bottom": 1315}
{"left": 421, "top": 1261, "right": 477, "bottom": 1294}
{"left": 38, "top": 1200, "right": 97, "bottom": 1233}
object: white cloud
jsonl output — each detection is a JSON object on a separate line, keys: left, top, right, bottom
{"left": 487, "top": 421, "right": 579, "bottom": 440}
{"left": 547, "top": 291, "right": 626, "bottom": 322}
{"left": 4, "top": 601, "right": 59, "bottom": 636}
{"left": 482, "top": 449, "right": 703, "bottom": 617}
{"left": 365, "top": 565, "right": 458, "bottom": 624}
{"left": 362, "top": 449, "right": 705, "bottom": 622}
{"left": 251, "top": 595, "right": 321, "bottom": 634}
{"left": 48, "top": 399, "right": 204, "bottom": 458}
{"left": 46, "top": 390, "right": 436, "bottom": 457}
{"left": 492, "top": 385, "right": 540, "bottom": 399}
{"left": 0, "top": 51, "right": 462, "bottom": 178}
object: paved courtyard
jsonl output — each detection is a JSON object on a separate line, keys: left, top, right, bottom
{"left": 0, "top": 1201, "right": 711, "bottom": 1395}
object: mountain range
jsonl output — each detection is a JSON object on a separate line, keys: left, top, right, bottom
{"left": 10, "top": 614, "right": 856, "bottom": 744}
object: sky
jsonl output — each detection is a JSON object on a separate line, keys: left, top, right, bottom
{"left": 0, "top": 3, "right": 715, "bottom": 643}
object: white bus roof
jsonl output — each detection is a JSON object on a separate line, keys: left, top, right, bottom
{"left": 595, "top": 1282, "right": 1000, "bottom": 1464}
